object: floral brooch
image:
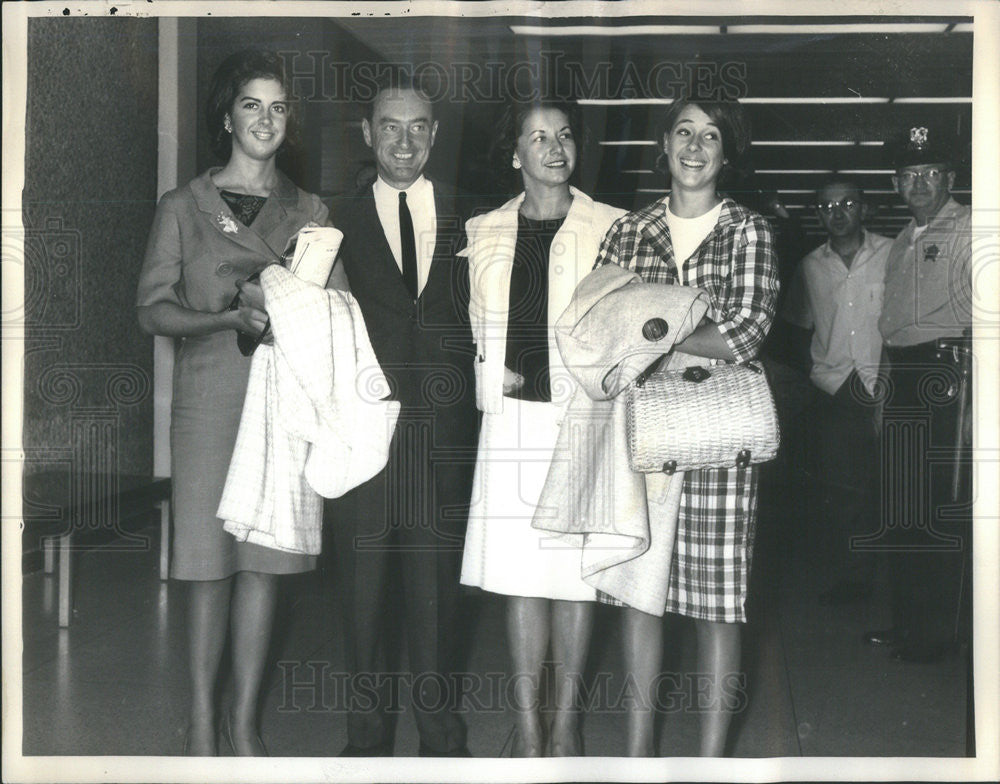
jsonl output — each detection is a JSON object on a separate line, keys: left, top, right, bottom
{"left": 217, "top": 213, "right": 239, "bottom": 234}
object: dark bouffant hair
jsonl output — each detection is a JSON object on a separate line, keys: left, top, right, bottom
{"left": 489, "top": 99, "right": 586, "bottom": 193}
{"left": 653, "top": 99, "right": 752, "bottom": 185}
{"left": 206, "top": 49, "right": 299, "bottom": 161}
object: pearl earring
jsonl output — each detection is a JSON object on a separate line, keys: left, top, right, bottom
{"left": 225, "top": 119, "right": 232, "bottom": 133}
{"left": 512, "top": 157, "right": 521, "bottom": 170}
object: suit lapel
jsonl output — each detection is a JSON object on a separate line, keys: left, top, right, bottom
{"left": 251, "top": 173, "right": 297, "bottom": 253}
{"left": 355, "top": 187, "right": 414, "bottom": 300}
{"left": 189, "top": 168, "right": 295, "bottom": 261}
{"left": 422, "top": 182, "right": 461, "bottom": 304}
{"left": 351, "top": 181, "right": 462, "bottom": 306}
{"left": 640, "top": 204, "right": 676, "bottom": 277}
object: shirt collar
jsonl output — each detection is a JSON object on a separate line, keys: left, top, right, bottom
{"left": 501, "top": 184, "right": 593, "bottom": 214}
{"left": 650, "top": 196, "right": 746, "bottom": 231}
{"left": 191, "top": 167, "right": 296, "bottom": 215}
{"left": 664, "top": 196, "right": 726, "bottom": 222}
{"left": 822, "top": 230, "right": 875, "bottom": 258}
{"left": 903, "top": 197, "right": 963, "bottom": 235}
{"left": 931, "top": 197, "right": 963, "bottom": 224}
{"left": 373, "top": 174, "right": 430, "bottom": 200}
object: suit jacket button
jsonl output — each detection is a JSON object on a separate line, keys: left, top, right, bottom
{"left": 216, "top": 262, "right": 233, "bottom": 276}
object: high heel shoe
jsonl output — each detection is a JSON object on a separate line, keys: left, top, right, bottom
{"left": 221, "top": 713, "right": 268, "bottom": 757}
{"left": 500, "top": 723, "right": 545, "bottom": 757}
{"left": 498, "top": 725, "right": 517, "bottom": 758}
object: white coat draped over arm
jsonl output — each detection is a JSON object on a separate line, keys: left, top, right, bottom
{"left": 218, "top": 264, "right": 400, "bottom": 555}
{"left": 532, "top": 265, "right": 710, "bottom": 614}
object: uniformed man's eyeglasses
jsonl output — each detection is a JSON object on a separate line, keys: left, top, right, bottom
{"left": 896, "top": 168, "right": 948, "bottom": 186}
{"left": 816, "top": 199, "right": 860, "bottom": 215}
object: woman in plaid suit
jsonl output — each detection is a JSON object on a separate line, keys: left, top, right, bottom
{"left": 594, "top": 99, "right": 779, "bottom": 756}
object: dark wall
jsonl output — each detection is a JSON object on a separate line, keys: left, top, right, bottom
{"left": 20, "top": 16, "right": 390, "bottom": 490}
{"left": 193, "top": 18, "right": 486, "bottom": 204}
{"left": 195, "top": 18, "right": 381, "bottom": 198}
{"left": 23, "top": 18, "right": 159, "bottom": 478}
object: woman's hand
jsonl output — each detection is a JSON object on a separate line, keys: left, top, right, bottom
{"left": 672, "top": 318, "right": 737, "bottom": 361}
{"left": 234, "top": 278, "right": 269, "bottom": 337}
{"left": 503, "top": 366, "right": 525, "bottom": 395}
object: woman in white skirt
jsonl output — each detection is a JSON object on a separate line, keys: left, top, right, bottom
{"left": 460, "top": 99, "right": 624, "bottom": 756}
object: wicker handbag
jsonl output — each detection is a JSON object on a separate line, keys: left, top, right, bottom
{"left": 625, "top": 360, "right": 780, "bottom": 474}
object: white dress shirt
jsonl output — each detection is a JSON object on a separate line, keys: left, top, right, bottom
{"left": 784, "top": 230, "right": 892, "bottom": 395}
{"left": 372, "top": 175, "right": 437, "bottom": 296}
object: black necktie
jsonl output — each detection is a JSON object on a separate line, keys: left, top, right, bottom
{"left": 398, "top": 191, "right": 418, "bottom": 299}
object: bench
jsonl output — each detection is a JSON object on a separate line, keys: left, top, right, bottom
{"left": 23, "top": 471, "right": 171, "bottom": 627}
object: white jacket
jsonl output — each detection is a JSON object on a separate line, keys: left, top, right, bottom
{"left": 460, "top": 187, "right": 625, "bottom": 413}
{"left": 219, "top": 264, "right": 400, "bottom": 555}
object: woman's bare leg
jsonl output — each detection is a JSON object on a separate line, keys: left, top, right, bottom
{"left": 549, "top": 599, "right": 595, "bottom": 756}
{"left": 506, "top": 596, "right": 550, "bottom": 756}
{"left": 186, "top": 577, "right": 232, "bottom": 755}
{"left": 228, "top": 570, "right": 278, "bottom": 756}
{"left": 621, "top": 607, "right": 662, "bottom": 757}
{"left": 694, "top": 620, "right": 741, "bottom": 757}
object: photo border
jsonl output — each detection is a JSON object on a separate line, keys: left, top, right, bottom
{"left": 3, "top": 1, "right": 998, "bottom": 782}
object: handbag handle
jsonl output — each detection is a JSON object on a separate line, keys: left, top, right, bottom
{"left": 635, "top": 357, "right": 763, "bottom": 389}
{"left": 634, "top": 354, "right": 667, "bottom": 388}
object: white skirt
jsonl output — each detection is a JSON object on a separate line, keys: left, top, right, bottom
{"left": 460, "top": 396, "right": 596, "bottom": 602}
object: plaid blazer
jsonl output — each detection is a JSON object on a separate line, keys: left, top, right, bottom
{"left": 594, "top": 196, "right": 778, "bottom": 362}
{"left": 594, "top": 196, "right": 779, "bottom": 623}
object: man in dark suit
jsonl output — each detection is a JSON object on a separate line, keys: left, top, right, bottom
{"left": 326, "top": 75, "right": 478, "bottom": 757}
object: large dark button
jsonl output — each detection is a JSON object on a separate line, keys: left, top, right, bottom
{"left": 642, "top": 317, "right": 669, "bottom": 341}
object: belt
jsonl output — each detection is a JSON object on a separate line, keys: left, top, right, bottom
{"left": 885, "top": 340, "right": 954, "bottom": 363}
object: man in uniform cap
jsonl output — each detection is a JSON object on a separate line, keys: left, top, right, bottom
{"left": 862, "top": 126, "right": 973, "bottom": 663}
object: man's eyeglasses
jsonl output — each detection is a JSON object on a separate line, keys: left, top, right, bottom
{"left": 816, "top": 199, "right": 861, "bottom": 215}
{"left": 895, "top": 168, "right": 948, "bottom": 186}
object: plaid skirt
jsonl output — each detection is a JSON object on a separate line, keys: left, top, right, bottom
{"left": 599, "top": 465, "right": 758, "bottom": 623}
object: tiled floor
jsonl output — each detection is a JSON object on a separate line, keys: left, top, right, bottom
{"left": 19, "top": 474, "right": 972, "bottom": 767}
